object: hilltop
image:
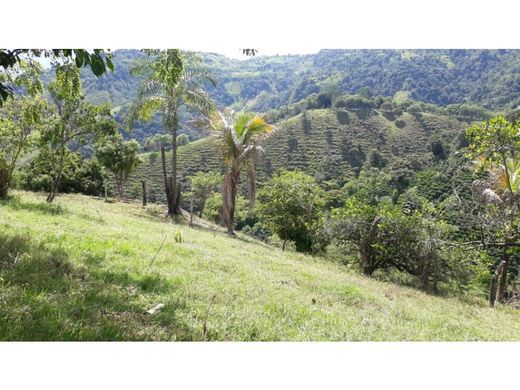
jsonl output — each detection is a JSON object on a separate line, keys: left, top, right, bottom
{"left": 1, "top": 191, "right": 519, "bottom": 341}
{"left": 54, "top": 49, "right": 519, "bottom": 143}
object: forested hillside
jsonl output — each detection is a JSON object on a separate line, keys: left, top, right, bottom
{"left": 67, "top": 49, "right": 520, "bottom": 144}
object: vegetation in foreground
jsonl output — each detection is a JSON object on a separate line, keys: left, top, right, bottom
{"left": 1, "top": 191, "right": 520, "bottom": 341}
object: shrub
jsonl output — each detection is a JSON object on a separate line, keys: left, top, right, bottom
{"left": 336, "top": 110, "right": 350, "bottom": 125}
{"left": 190, "top": 171, "right": 223, "bottom": 215}
{"left": 394, "top": 119, "right": 406, "bottom": 128}
{"left": 202, "top": 192, "right": 248, "bottom": 228}
{"left": 177, "top": 134, "right": 190, "bottom": 147}
{"left": 257, "top": 170, "right": 326, "bottom": 253}
{"left": 326, "top": 197, "right": 487, "bottom": 293}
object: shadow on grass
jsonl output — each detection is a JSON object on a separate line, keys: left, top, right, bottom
{"left": 0, "top": 231, "right": 194, "bottom": 341}
{"left": 1, "top": 195, "right": 106, "bottom": 224}
{"left": 1, "top": 196, "right": 67, "bottom": 216}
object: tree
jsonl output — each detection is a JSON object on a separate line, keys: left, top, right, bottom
{"left": 342, "top": 168, "right": 396, "bottom": 205}
{"left": 0, "top": 49, "right": 113, "bottom": 106}
{"left": 95, "top": 135, "right": 142, "bottom": 198}
{"left": 0, "top": 95, "right": 47, "bottom": 198}
{"left": 326, "top": 196, "right": 480, "bottom": 291}
{"left": 19, "top": 151, "right": 104, "bottom": 196}
{"left": 127, "top": 50, "right": 215, "bottom": 215}
{"left": 319, "top": 79, "right": 342, "bottom": 107}
{"left": 257, "top": 170, "right": 325, "bottom": 252}
{"left": 144, "top": 134, "right": 171, "bottom": 152}
{"left": 207, "top": 110, "right": 275, "bottom": 234}
{"left": 177, "top": 133, "right": 190, "bottom": 146}
{"left": 203, "top": 192, "right": 248, "bottom": 227}
{"left": 466, "top": 115, "right": 520, "bottom": 305}
{"left": 41, "top": 65, "right": 117, "bottom": 202}
{"left": 190, "top": 171, "right": 222, "bottom": 215}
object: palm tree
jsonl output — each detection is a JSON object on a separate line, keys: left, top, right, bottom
{"left": 472, "top": 156, "right": 520, "bottom": 306}
{"left": 472, "top": 156, "right": 520, "bottom": 203}
{"left": 127, "top": 50, "right": 215, "bottom": 214}
{"left": 208, "top": 110, "right": 275, "bottom": 234}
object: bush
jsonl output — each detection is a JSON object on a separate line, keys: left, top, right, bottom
{"left": 177, "top": 134, "right": 190, "bottom": 146}
{"left": 336, "top": 95, "right": 376, "bottom": 111}
{"left": 326, "top": 197, "right": 488, "bottom": 293}
{"left": 394, "top": 119, "right": 406, "bottom": 128}
{"left": 336, "top": 110, "right": 350, "bottom": 125}
{"left": 202, "top": 192, "right": 248, "bottom": 228}
{"left": 190, "top": 171, "right": 223, "bottom": 215}
{"left": 257, "top": 170, "right": 326, "bottom": 253}
{"left": 19, "top": 153, "right": 104, "bottom": 196}
{"left": 242, "top": 221, "right": 272, "bottom": 242}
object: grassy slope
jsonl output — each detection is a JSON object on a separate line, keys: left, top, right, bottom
{"left": 122, "top": 108, "right": 467, "bottom": 202}
{"left": 1, "top": 191, "right": 520, "bottom": 341}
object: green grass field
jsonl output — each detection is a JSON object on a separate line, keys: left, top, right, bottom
{"left": 1, "top": 191, "right": 519, "bottom": 341}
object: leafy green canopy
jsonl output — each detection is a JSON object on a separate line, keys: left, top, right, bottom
{"left": 0, "top": 49, "right": 113, "bottom": 105}
{"left": 257, "top": 170, "right": 325, "bottom": 253}
{"left": 95, "top": 135, "right": 142, "bottom": 198}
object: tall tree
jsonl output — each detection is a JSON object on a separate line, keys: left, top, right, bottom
{"left": 467, "top": 115, "right": 520, "bottom": 305}
{"left": 207, "top": 110, "right": 275, "bottom": 234}
{"left": 0, "top": 95, "right": 47, "bottom": 198}
{"left": 0, "top": 58, "right": 48, "bottom": 198}
{"left": 126, "top": 50, "right": 215, "bottom": 215}
{"left": 42, "top": 65, "right": 117, "bottom": 202}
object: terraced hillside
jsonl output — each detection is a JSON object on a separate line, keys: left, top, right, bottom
{"left": 121, "top": 108, "right": 468, "bottom": 203}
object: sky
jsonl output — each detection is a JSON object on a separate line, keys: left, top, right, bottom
{"left": 186, "top": 48, "right": 321, "bottom": 60}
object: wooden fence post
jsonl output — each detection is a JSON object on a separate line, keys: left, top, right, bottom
{"left": 142, "top": 181, "right": 147, "bottom": 206}
{"left": 168, "top": 176, "right": 174, "bottom": 215}
{"left": 189, "top": 197, "right": 194, "bottom": 226}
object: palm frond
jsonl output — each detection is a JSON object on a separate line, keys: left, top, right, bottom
{"left": 126, "top": 94, "right": 165, "bottom": 130}
{"left": 183, "top": 88, "right": 215, "bottom": 116}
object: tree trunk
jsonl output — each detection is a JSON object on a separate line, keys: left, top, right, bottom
{"left": 0, "top": 157, "right": 8, "bottom": 198}
{"left": 161, "top": 144, "right": 173, "bottom": 215}
{"left": 170, "top": 113, "right": 181, "bottom": 214}
{"left": 221, "top": 168, "right": 238, "bottom": 234}
{"left": 115, "top": 178, "right": 124, "bottom": 199}
{"left": 497, "top": 242, "right": 510, "bottom": 304}
{"left": 46, "top": 170, "right": 62, "bottom": 203}
{"left": 47, "top": 144, "right": 66, "bottom": 203}
{"left": 189, "top": 197, "right": 193, "bottom": 226}
{"left": 421, "top": 236, "right": 439, "bottom": 292}
{"left": 360, "top": 215, "right": 381, "bottom": 276}
{"left": 490, "top": 260, "right": 506, "bottom": 307}
{"left": 246, "top": 164, "right": 256, "bottom": 214}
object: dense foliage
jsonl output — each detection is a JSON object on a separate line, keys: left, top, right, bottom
{"left": 257, "top": 171, "right": 325, "bottom": 253}
{"left": 95, "top": 135, "right": 142, "bottom": 198}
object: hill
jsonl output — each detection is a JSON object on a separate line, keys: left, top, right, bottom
{"left": 1, "top": 191, "right": 519, "bottom": 341}
{"left": 79, "top": 50, "right": 520, "bottom": 110}
{"left": 121, "top": 107, "right": 469, "bottom": 203}
{"left": 61, "top": 49, "right": 520, "bottom": 144}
